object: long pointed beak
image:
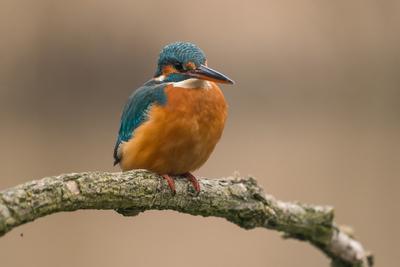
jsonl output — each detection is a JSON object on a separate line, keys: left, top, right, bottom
{"left": 187, "top": 65, "right": 234, "bottom": 84}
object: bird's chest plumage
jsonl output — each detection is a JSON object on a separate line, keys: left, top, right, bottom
{"left": 120, "top": 81, "right": 227, "bottom": 174}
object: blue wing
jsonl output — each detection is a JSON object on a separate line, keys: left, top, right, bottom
{"left": 113, "top": 80, "right": 167, "bottom": 165}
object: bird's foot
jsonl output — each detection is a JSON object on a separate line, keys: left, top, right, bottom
{"left": 161, "top": 174, "right": 176, "bottom": 194}
{"left": 182, "top": 172, "right": 201, "bottom": 194}
{"left": 161, "top": 173, "right": 200, "bottom": 195}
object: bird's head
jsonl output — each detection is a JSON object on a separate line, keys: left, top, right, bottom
{"left": 154, "top": 42, "right": 234, "bottom": 84}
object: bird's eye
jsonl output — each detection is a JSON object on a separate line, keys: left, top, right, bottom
{"left": 173, "top": 62, "right": 184, "bottom": 71}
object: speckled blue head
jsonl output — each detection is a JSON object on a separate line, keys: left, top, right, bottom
{"left": 153, "top": 42, "right": 234, "bottom": 84}
{"left": 154, "top": 42, "right": 206, "bottom": 77}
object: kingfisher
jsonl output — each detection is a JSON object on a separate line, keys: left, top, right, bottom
{"left": 113, "top": 42, "right": 234, "bottom": 193}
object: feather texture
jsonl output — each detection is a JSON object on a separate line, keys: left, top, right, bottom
{"left": 113, "top": 80, "right": 167, "bottom": 164}
{"left": 119, "top": 82, "right": 227, "bottom": 174}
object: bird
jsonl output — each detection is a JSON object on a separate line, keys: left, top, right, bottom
{"left": 113, "top": 42, "right": 234, "bottom": 194}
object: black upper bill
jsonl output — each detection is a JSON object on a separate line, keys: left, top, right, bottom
{"left": 187, "top": 65, "right": 234, "bottom": 84}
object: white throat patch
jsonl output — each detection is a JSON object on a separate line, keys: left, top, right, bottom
{"left": 172, "top": 78, "right": 212, "bottom": 89}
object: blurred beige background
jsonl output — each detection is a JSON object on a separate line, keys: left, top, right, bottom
{"left": 0, "top": 1, "right": 399, "bottom": 266}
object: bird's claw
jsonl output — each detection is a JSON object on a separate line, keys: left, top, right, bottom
{"left": 161, "top": 174, "right": 176, "bottom": 194}
{"left": 161, "top": 173, "right": 200, "bottom": 195}
{"left": 182, "top": 172, "right": 201, "bottom": 194}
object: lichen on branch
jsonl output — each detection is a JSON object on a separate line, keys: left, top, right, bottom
{"left": 0, "top": 170, "right": 372, "bottom": 266}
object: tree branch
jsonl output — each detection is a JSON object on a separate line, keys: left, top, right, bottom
{"left": 0, "top": 170, "right": 372, "bottom": 266}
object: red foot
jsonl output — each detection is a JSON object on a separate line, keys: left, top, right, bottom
{"left": 182, "top": 172, "right": 201, "bottom": 193}
{"left": 161, "top": 174, "right": 176, "bottom": 194}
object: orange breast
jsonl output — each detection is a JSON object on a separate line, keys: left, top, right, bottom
{"left": 120, "top": 82, "right": 227, "bottom": 175}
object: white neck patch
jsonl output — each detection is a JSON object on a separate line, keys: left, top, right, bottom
{"left": 154, "top": 75, "right": 166, "bottom": 81}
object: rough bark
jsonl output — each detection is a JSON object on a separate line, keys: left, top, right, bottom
{"left": 0, "top": 170, "right": 373, "bottom": 266}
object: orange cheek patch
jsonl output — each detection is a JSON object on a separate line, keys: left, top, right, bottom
{"left": 162, "top": 65, "right": 177, "bottom": 75}
{"left": 185, "top": 61, "right": 196, "bottom": 70}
